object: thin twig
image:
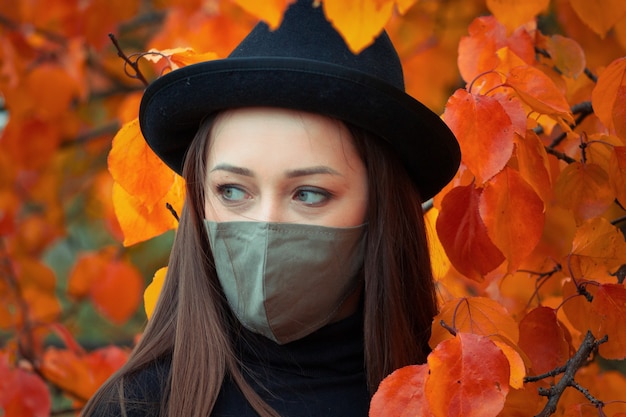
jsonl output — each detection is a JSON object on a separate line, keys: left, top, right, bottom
{"left": 108, "top": 33, "right": 149, "bottom": 86}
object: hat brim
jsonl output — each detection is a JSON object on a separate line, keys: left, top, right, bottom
{"left": 139, "top": 57, "right": 460, "bottom": 200}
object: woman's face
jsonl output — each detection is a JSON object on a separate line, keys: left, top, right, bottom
{"left": 204, "top": 107, "right": 368, "bottom": 227}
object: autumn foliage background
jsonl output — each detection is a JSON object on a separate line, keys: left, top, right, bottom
{"left": 1, "top": 0, "right": 626, "bottom": 416}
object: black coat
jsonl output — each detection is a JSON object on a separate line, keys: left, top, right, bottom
{"left": 88, "top": 309, "right": 369, "bottom": 417}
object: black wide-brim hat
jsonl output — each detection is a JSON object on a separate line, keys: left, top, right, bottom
{"left": 139, "top": 0, "right": 460, "bottom": 200}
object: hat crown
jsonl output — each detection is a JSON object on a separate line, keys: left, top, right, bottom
{"left": 229, "top": 0, "right": 405, "bottom": 90}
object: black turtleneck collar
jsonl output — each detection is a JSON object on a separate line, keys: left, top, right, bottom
{"left": 212, "top": 307, "right": 370, "bottom": 416}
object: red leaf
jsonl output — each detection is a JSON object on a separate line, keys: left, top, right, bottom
{"left": 436, "top": 183, "right": 505, "bottom": 281}
{"left": 0, "top": 354, "right": 51, "bottom": 417}
{"left": 443, "top": 89, "right": 517, "bottom": 183}
{"left": 592, "top": 283, "right": 626, "bottom": 359}
{"left": 425, "top": 333, "right": 510, "bottom": 417}
{"left": 369, "top": 365, "right": 432, "bottom": 417}
{"left": 458, "top": 16, "right": 535, "bottom": 85}
{"left": 518, "top": 306, "right": 571, "bottom": 375}
{"left": 479, "top": 167, "right": 545, "bottom": 271}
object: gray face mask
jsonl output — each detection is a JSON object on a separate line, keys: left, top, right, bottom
{"left": 204, "top": 221, "right": 367, "bottom": 344}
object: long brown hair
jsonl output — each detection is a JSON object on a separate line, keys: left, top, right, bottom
{"left": 80, "top": 113, "right": 437, "bottom": 417}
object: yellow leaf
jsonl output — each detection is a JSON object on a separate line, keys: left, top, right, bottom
{"left": 486, "top": 0, "right": 549, "bottom": 33}
{"left": 569, "top": 0, "right": 626, "bottom": 38}
{"left": 492, "top": 340, "right": 526, "bottom": 389}
{"left": 144, "top": 267, "right": 167, "bottom": 319}
{"left": 233, "top": 0, "right": 294, "bottom": 30}
{"left": 323, "top": 0, "right": 395, "bottom": 53}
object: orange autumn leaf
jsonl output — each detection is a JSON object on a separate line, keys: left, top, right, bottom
{"left": 612, "top": 85, "right": 626, "bottom": 140}
{"left": 144, "top": 266, "right": 167, "bottom": 319}
{"left": 554, "top": 162, "right": 615, "bottom": 222}
{"left": 486, "top": 0, "right": 549, "bottom": 33}
{"left": 610, "top": 146, "right": 626, "bottom": 206}
{"left": 83, "top": 346, "right": 130, "bottom": 395}
{"left": 561, "top": 279, "right": 596, "bottom": 336}
{"left": 568, "top": 0, "right": 626, "bottom": 38}
{"left": 436, "top": 183, "right": 505, "bottom": 281}
{"left": 39, "top": 348, "right": 92, "bottom": 401}
{"left": 112, "top": 175, "right": 184, "bottom": 246}
{"left": 545, "top": 34, "right": 586, "bottom": 79}
{"left": 592, "top": 57, "right": 626, "bottom": 136}
{"left": 564, "top": 282, "right": 626, "bottom": 360}
{"left": 479, "top": 167, "right": 545, "bottom": 271}
{"left": 232, "top": 0, "right": 294, "bottom": 30}
{"left": 514, "top": 130, "right": 553, "bottom": 202}
{"left": 457, "top": 16, "right": 535, "bottom": 85}
{"left": 369, "top": 365, "right": 432, "bottom": 417}
{"left": 518, "top": 306, "right": 571, "bottom": 375}
{"left": 108, "top": 119, "right": 176, "bottom": 212}
{"left": 68, "top": 249, "right": 144, "bottom": 324}
{"left": 504, "top": 64, "right": 575, "bottom": 126}
{"left": 0, "top": 117, "right": 62, "bottom": 171}
{"left": 323, "top": 0, "right": 395, "bottom": 53}
{"left": 40, "top": 345, "right": 128, "bottom": 402}
{"left": 25, "top": 63, "right": 82, "bottom": 120}
{"left": 569, "top": 217, "right": 626, "bottom": 280}
{"left": 90, "top": 258, "right": 144, "bottom": 324}
{"left": 81, "top": 0, "right": 140, "bottom": 49}
{"left": 429, "top": 297, "right": 519, "bottom": 348}
{"left": 442, "top": 89, "right": 519, "bottom": 183}
{"left": 67, "top": 250, "right": 111, "bottom": 300}
{"left": 425, "top": 333, "right": 510, "bottom": 417}
{"left": 10, "top": 259, "right": 61, "bottom": 327}
{"left": 143, "top": 47, "right": 219, "bottom": 70}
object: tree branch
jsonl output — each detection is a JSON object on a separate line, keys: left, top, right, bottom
{"left": 524, "top": 331, "right": 608, "bottom": 417}
{"left": 59, "top": 122, "right": 121, "bottom": 148}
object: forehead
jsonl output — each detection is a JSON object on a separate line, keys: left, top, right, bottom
{"left": 206, "top": 107, "right": 360, "bottom": 169}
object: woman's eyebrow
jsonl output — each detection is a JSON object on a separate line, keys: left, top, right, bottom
{"left": 210, "top": 163, "right": 255, "bottom": 177}
{"left": 285, "top": 166, "right": 342, "bottom": 178}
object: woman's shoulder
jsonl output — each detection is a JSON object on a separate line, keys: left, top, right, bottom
{"left": 86, "top": 354, "right": 172, "bottom": 417}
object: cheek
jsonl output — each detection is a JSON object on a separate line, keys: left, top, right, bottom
{"left": 204, "top": 196, "right": 218, "bottom": 221}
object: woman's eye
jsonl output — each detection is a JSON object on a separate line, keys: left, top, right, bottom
{"left": 217, "top": 185, "right": 248, "bottom": 202}
{"left": 293, "top": 188, "right": 329, "bottom": 206}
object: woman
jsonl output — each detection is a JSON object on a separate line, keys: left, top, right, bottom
{"left": 82, "top": 1, "right": 460, "bottom": 416}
